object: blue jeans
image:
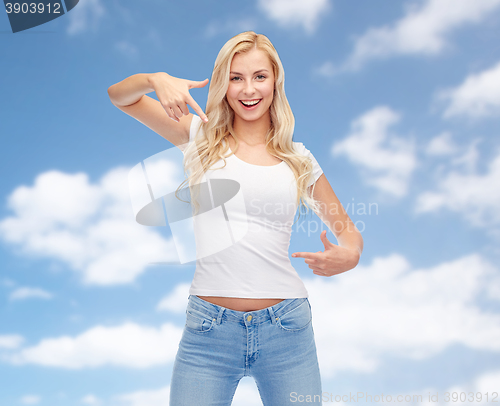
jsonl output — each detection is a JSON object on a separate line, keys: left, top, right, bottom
{"left": 169, "top": 294, "right": 323, "bottom": 405}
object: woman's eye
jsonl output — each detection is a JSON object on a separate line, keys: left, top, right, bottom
{"left": 230, "top": 75, "right": 266, "bottom": 81}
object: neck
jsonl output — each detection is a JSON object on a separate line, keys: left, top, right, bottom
{"left": 232, "top": 113, "right": 272, "bottom": 146}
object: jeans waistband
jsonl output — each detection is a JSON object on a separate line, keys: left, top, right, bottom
{"left": 187, "top": 295, "right": 308, "bottom": 326}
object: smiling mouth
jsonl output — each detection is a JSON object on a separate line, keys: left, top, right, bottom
{"left": 239, "top": 99, "right": 262, "bottom": 107}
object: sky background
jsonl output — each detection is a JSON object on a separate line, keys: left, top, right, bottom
{"left": 1, "top": 0, "right": 500, "bottom": 405}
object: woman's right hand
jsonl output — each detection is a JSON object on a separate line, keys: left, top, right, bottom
{"left": 149, "top": 72, "right": 209, "bottom": 123}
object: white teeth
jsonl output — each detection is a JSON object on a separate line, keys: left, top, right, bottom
{"left": 241, "top": 99, "right": 260, "bottom": 106}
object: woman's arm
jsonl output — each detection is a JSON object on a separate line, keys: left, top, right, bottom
{"left": 107, "top": 73, "right": 208, "bottom": 148}
{"left": 292, "top": 173, "right": 364, "bottom": 276}
{"left": 312, "top": 173, "right": 363, "bottom": 257}
{"left": 108, "top": 73, "right": 154, "bottom": 107}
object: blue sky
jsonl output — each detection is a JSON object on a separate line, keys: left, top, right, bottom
{"left": 1, "top": 0, "right": 500, "bottom": 405}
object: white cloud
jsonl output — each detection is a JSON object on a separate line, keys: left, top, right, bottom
{"left": 332, "top": 106, "right": 417, "bottom": 197}
{"left": 257, "top": 0, "right": 331, "bottom": 34}
{"left": 313, "top": 61, "right": 337, "bottom": 78}
{"left": 9, "top": 287, "right": 53, "bottom": 301}
{"left": 0, "top": 334, "right": 24, "bottom": 349}
{"left": 448, "top": 138, "right": 481, "bottom": 173}
{"left": 435, "top": 60, "right": 500, "bottom": 119}
{"left": 415, "top": 145, "right": 500, "bottom": 227}
{"left": 146, "top": 29, "right": 162, "bottom": 50}
{"left": 66, "top": 0, "right": 105, "bottom": 36}
{"left": 425, "top": 134, "right": 481, "bottom": 175}
{"left": 156, "top": 282, "right": 190, "bottom": 313}
{"left": 20, "top": 395, "right": 40, "bottom": 405}
{"left": 304, "top": 252, "right": 500, "bottom": 378}
{"left": 1, "top": 278, "right": 16, "bottom": 287}
{"left": 318, "top": 0, "right": 500, "bottom": 75}
{"left": 204, "top": 18, "right": 258, "bottom": 39}
{"left": 475, "top": 369, "right": 500, "bottom": 394}
{"left": 81, "top": 394, "right": 101, "bottom": 405}
{"left": 231, "top": 378, "right": 262, "bottom": 405}
{"left": 425, "top": 132, "right": 458, "bottom": 156}
{"left": 388, "top": 369, "right": 500, "bottom": 406}
{"left": 0, "top": 167, "right": 179, "bottom": 285}
{"left": 6, "top": 322, "right": 182, "bottom": 369}
{"left": 115, "top": 378, "right": 260, "bottom": 406}
{"left": 115, "top": 386, "right": 170, "bottom": 406}
{"left": 114, "top": 41, "right": 139, "bottom": 58}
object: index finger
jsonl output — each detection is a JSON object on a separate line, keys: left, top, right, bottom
{"left": 186, "top": 95, "right": 208, "bottom": 123}
{"left": 291, "top": 252, "right": 321, "bottom": 260}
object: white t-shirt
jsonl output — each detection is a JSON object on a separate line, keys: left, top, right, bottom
{"left": 182, "top": 115, "right": 323, "bottom": 298}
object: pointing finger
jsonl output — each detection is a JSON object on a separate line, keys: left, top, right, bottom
{"left": 292, "top": 252, "right": 322, "bottom": 260}
{"left": 186, "top": 95, "right": 208, "bottom": 123}
{"left": 188, "top": 78, "right": 209, "bottom": 89}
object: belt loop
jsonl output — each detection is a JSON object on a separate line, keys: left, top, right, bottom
{"left": 217, "top": 307, "right": 225, "bottom": 325}
{"left": 268, "top": 305, "right": 277, "bottom": 325}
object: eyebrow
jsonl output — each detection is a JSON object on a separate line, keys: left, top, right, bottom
{"left": 230, "top": 69, "right": 269, "bottom": 75}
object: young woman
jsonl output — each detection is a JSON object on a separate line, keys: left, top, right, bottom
{"left": 108, "top": 31, "right": 363, "bottom": 406}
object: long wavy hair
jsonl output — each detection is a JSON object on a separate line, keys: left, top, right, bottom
{"left": 177, "top": 31, "right": 322, "bottom": 223}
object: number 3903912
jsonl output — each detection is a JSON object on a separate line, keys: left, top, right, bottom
{"left": 5, "top": 3, "right": 62, "bottom": 14}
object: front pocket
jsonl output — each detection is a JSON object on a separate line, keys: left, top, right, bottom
{"left": 185, "top": 308, "right": 215, "bottom": 333}
{"left": 276, "top": 300, "right": 312, "bottom": 332}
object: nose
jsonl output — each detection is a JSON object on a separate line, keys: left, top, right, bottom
{"left": 243, "top": 80, "right": 255, "bottom": 96}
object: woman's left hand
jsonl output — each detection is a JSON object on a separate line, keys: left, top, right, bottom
{"left": 291, "top": 230, "right": 360, "bottom": 277}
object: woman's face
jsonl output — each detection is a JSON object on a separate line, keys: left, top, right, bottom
{"left": 226, "top": 48, "right": 275, "bottom": 124}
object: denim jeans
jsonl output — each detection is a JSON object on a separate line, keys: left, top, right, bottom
{"left": 169, "top": 294, "right": 323, "bottom": 405}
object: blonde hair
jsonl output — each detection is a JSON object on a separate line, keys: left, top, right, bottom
{"left": 178, "top": 31, "right": 322, "bottom": 223}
